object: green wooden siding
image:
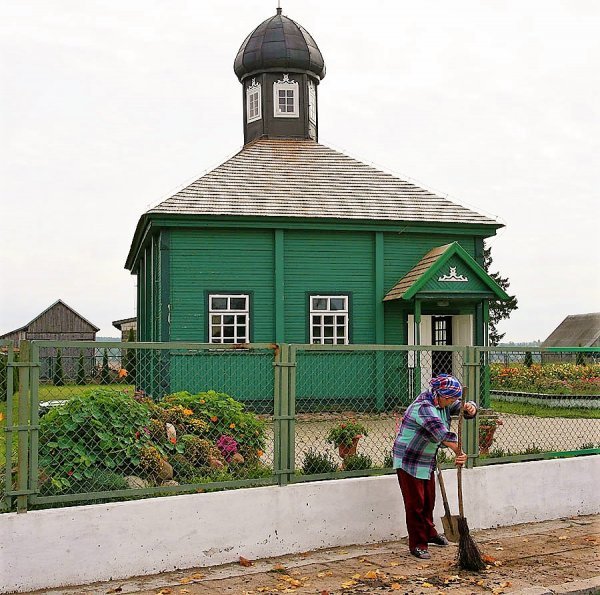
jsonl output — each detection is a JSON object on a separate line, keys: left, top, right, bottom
{"left": 283, "top": 229, "right": 376, "bottom": 343}
{"left": 169, "top": 228, "right": 274, "bottom": 341}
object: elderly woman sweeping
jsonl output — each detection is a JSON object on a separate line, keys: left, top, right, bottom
{"left": 393, "top": 374, "right": 477, "bottom": 560}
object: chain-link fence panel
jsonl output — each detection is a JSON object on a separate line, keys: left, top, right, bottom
{"left": 28, "top": 341, "right": 278, "bottom": 508}
{"left": 290, "top": 345, "right": 466, "bottom": 479}
{"left": 478, "top": 348, "right": 600, "bottom": 462}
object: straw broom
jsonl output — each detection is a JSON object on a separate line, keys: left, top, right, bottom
{"left": 456, "top": 391, "right": 486, "bottom": 572}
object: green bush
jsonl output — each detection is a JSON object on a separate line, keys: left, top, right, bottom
{"left": 326, "top": 421, "right": 368, "bottom": 448}
{"left": 382, "top": 452, "right": 393, "bottom": 468}
{"left": 39, "top": 388, "right": 154, "bottom": 492}
{"left": 40, "top": 469, "right": 128, "bottom": 496}
{"left": 343, "top": 453, "right": 373, "bottom": 471}
{"left": 524, "top": 351, "right": 533, "bottom": 368}
{"left": 301, "top": 448, "right": 338, "bottom": 474}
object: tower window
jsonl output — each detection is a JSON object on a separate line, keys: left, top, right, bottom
{"left": 246, "top": 79, "right": 261, "bottom": 123}
{"left": 273, "top": 75, "right": 299, "bottom": 118}
{"left": 308, "top": 80, "right": 316, "bottom": 124}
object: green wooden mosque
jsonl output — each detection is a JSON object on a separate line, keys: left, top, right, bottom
{"left": 125, "top": 9, "right": 508, "bottom": 400}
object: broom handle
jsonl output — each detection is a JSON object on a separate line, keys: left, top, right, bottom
{"left": 457, "top": 388, "right": 466, "bottom": 518}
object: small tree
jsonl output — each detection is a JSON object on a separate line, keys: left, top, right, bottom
{"left": 122, "top": 328, "right": 136, "bottom": 382}
{"left": 483, "top": 242, "right": 518, "bottom": 345}
{"left": 575, "top": 345, "right": 586, "bottom": 366}
{"left": 524, "top": 351, "right": 533, "bottom": 368}
{"left": 100, "top": 349, "right": 110, "bottom": 385}
{"left": 53, "top": 348, "right": 65, "bottom": 386}
{"left": 76, "top": 350, "right": 86, "bottom": 385}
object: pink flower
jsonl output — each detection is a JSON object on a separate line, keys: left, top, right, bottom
{"left": 216, "top": 435, "right": 238, "bottom": 462}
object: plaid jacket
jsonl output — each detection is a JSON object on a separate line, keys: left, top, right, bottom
{"left": 393, "top": 391, "right": 475, "bottom": 479}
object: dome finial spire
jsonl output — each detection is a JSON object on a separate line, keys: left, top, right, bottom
{"left": 276, "top": 1, "right": 282, "bottom": 14}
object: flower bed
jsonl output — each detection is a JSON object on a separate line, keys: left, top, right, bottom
{"left": 490, "top": 363, "right": 600, "bottom": 396}
{"left": 38, "top": 388, "right": 270, "bottom": 496}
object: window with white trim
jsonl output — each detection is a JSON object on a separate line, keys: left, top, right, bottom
{"left": 273, "top": 74, "right": 299, "bottom": 118}
{"left": 310, "top": 295, "right": 349, "bottom": 344}
{"left": 209, "top": 294, "right": 249, "bottom": 343}
{"left": 308, "top": 79, "right": 316, "bottom": 124}
{"left": 246, "top": 79, "right": 261, "bottom": 123}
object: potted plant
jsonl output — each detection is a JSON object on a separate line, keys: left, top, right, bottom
{"left": 327, "top": 421, "right": 368, "bottom": 459}
{"left": 478, "top": 413, "right": 503, "bottom": 455}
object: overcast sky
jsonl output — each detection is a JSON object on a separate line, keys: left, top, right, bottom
{"left": 1, "top": 0, "right": 598, "bottom": 341}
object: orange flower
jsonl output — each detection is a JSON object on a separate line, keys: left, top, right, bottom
{"left": 229, "top": 423, "right": 236, "bottom": 429}
{"left": 169, "top": 437, "right": 177, "bottom": 444}
{"left": 200, "top": 400, "right": 206, "bottom": 404}
{"left": 118, "top": 368, "right": 128, "bottom": 378}
{"left": 257, "top": 449, "right": 264, "bottom": 457}
{"left": 0, "top": 412, "right": 4, "bottom": 422}
{"left": 182, "top": 408, "right": 193, "bottom": 416}
{"left": 210, "top": 416, "right": 218, "bottom": 423}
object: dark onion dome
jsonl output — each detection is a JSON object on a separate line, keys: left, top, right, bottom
{"left": 234, "top": 8, "right": 326, "bottom": 82}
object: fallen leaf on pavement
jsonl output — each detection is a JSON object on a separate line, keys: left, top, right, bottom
{"left": 495, "top": 547, "right": 504, "bottom": 550}
{"left": 558, "top": 535, "right": 568, "bottom": 540}
{"left": 179, "top": 578, "right": 192, "bottom": 584}
{"left": 421, "top": 582, "right": 434, "bottom": 588}
{"left": 189, "top": 573, "right": 205, "bottom": 580}
{"left": 388, "top": 561, "right": 400, "bottom": 567}
{"left": 494, "top": 561, "right": 503, "bottom": 567}
{"left": 500, "top": 581, "right": 512, "bottom": 587}
{"left": 106, "top": 588, "right": 123, "bottom": 594}
{"left": 321, "top": 591, "right": 330, "bottom": 595}
{"left": 239, "top": 556, "right": 253, "bottom": 567}
{"left": 179, "top": 590, "right": 190, "bottom": 594}
{"left": 364, "top": 570, "right": 379, "bottom": 579}
{"left": 340, "top": 580, "right": 358, "bottom": 588}
{"left": 157, "top": 590, "right": 172, "bottom": 595}
{"left": 482, "top": 554, "right": 496, "bottom": 563}
{"left": 391, "top": 584, "right": 401, "bottom": 590}
{"left": 351, "top": 573, "right": 361, "bottom": 579}
{"left": 269, "top": 564, "right": 287, "bottom": 573}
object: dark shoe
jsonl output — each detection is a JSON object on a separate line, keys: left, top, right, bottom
{"left": 410, "top": 547, "right": 431, "bottom": 559}
{"left": 428, "top": 534, "right": 450, "bottom": 547}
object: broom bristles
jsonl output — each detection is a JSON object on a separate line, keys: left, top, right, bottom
{"left": 457, "top": 516, "right": 486, "bottom": 572}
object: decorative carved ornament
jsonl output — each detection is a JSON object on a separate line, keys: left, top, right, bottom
{"left": 276, "top": 73, "right": 296, "bottom": 85}
{"left": 247, "top": 78, "right": 260, "bottom": 91}
{"left": 438, "top": 267, "right": 468, "bottom": 282}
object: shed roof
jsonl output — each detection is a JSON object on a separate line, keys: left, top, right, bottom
{"left": 0, "top": 299, "right": 100, "bottom": 338}
{"left": 542, "top": 313, "right": 600, "bottom": 347}
{"left": 147, "top": 139, "right": 500, "bottom": 226}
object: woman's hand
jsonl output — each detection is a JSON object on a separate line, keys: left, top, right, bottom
{"left": 463, "top": 402, "right": 477, "bottom": 416}
{"left": 454, "top": 451, "right": 467, "bottom": 466}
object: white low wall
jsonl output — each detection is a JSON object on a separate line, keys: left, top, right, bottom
{"left": 1, "top": 456, "right": 598, "bottom": 593}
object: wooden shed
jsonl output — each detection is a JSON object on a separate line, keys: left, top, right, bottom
{"left": 0, "top": 299, "right": 99, "bottom": 378}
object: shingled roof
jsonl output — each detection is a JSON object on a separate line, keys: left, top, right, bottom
{"left": 147, "top": 138, "right": 499, "bottom": 226}
{"left": 542, "top": 313, "right": 600, "bottom": 348}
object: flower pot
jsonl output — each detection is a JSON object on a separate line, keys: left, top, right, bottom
{"left": 338, "top": 435, "right": 361, "bottom": 459}
{"left": 479, "top": 425, "right": 497, "bottom": 455}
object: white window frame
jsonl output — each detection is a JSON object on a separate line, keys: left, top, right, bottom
{"left": 309, "top": 295, "right": 349, "bottom": 345}
{"left": 273, "top": 74, "right": 299, "bottom": 118}
{"left": 246, "top": 79, "right": 261, "bottom": 123}
{"left": 307, "top": 79, "right": 317, "bottom": 124}
{"left": 208, "top": 294, "right": 250, "bottom": 344}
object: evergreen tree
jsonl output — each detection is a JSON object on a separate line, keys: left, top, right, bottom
{"left": 100, "top": 348, "right": 110, "bottom": 385}
{"left": 53, "top": 348, "right": 65, "bottom": 386}
{"left": 122, "top": 327, "right": 136, "bottom": 382}
{"left": 483, "top": 242, "right": 518, "bottom": 345}
{"left": 76, "top": 350, "right": 86, "bottom": 385}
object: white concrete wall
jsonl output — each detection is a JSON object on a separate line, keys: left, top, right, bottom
{"left": 1, "top": 456, "right": 598, "bottom": 593}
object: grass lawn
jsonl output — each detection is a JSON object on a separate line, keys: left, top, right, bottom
{"left": 491, "top": 399, "right": 600, "bottom": 419}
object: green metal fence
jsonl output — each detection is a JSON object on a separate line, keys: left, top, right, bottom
{"left": 1, "top": 340, "right": 598, "bottom": 512}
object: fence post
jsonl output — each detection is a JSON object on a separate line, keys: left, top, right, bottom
{"left": 463, "top": 346, "right": 479, "bottom": 469}
{"left": 16, "top": 340, "right": 31, "bottom": 513}
{"left": 274, "top": 344, "right": 295, "bottom": 486}
{"left": 3, "top": 342, "right": 15, "bottom": 511}
{"left": 28, "top": 342, "right": 40, "bottom": 504}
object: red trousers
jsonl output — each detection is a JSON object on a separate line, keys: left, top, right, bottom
{"left": 396, "top": 468, "right": 438, "bottom": 550}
